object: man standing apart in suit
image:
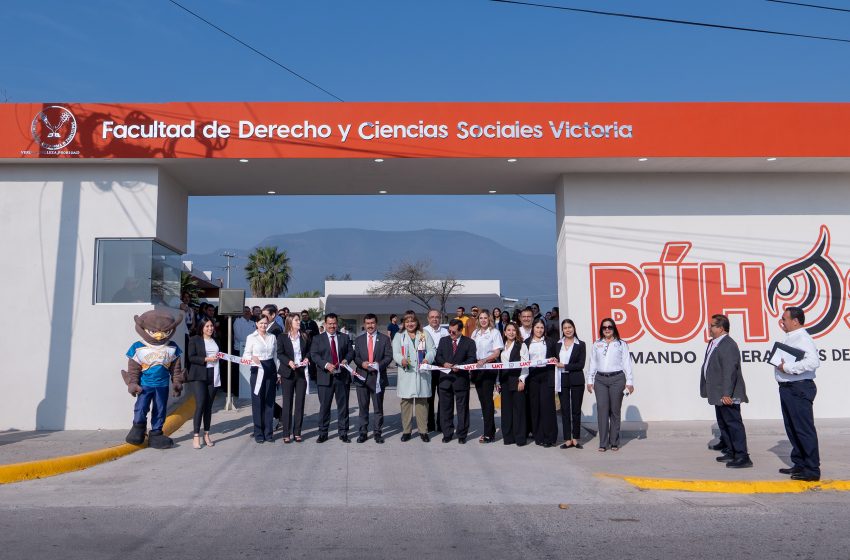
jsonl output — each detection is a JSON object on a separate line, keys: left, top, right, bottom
{"left": 309, "top": 313, "right": 355, "bottom": 443}
{"left": 775, "top": 306, "right": 821, "bottom": 481}
{"left": 434, "top": 319, "right": 477, "bottom": 444}
{"left": 353, "top": 313, "right": 393, "bottom": 444}
{"left": 700, "top": 314, "right": 751, "bottom": 468}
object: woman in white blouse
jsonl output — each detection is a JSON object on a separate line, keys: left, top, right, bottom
{"left": 471, "top": 309, "right": 503, "bottom": 443}
{"left": 499, "top": 322, "right": 529, "bottom": 446}
{"left": 555, "top": 319, "right": 586, "bottom": 449}
{"left": 392, "top": 311, "right": 436, "bottom": 442}
{"left": 277, "top": 313, "right": 310, "bottom": 443}
{"left": 243, "top": 317, "right": 279, "bottom": 443}
{"left": 525, "top": 318, "right": 558, "bottom": 447}
{"left": 587, "top": 318, "right": 634, "bottom": 452}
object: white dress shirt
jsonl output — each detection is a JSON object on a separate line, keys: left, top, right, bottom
{"left": 288, "top": 332, "right": 303, "bottom": 364}
{"left": 243, "top": 331, "right": 278, "bottom": 363}
{"left": 472, "top": 327, "right": 504, "bottom": 361}
{"left": 203, "top": 337, "right": 221, "bottom": 387}
{"left": 519, "top": 325, "right": 532, "bottom": 340}
{"left": 775, "top": 328, "right": 820, "bottom": 383}
{"left": 556, "top": 339, "right": 576, "bottom": 393}
{"left": 424, "top": 324, "right": 449, "bottom": 348}
{"left": 587, "top": 338, "right": 633, "bottom": 386}
{"left": 233, "top": 317, "right": 257, "bottom": 350}
{"left": 527, "top": 338, "right": 547, "bottom": 362}
{"left": 501, "top": 340, "right": 529, "bottom": 382}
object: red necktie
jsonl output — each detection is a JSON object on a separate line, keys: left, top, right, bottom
{"left": 330, "top": 335, "right": 339, "bottom": 366}
{"left": 368, "top": 334, "right": 374, "bottom": 363}
{"left": 452, "top": 339, "right": 458, "bottom": 354}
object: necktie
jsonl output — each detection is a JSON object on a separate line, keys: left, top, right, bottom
{"left": 701, "top": 341, "right": 713, "bottom": 376}
{"left": 368, "top": 334, "right": 374, "bottom": 363}
{"left": 452, "top": 339, "right": 458, "bottom": 354}
{"left": 330, "top": 335, "right": 339, "bottom": 366}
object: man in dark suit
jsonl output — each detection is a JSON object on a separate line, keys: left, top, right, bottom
{"left": 434, "top": 319, "right": 477, "bottom": 444}
{"left": 352, "top": 313, "right": 393, "bottom": 444}
{"left": 300, "top": 309, "right": 320, "bottom": 338}
{"left": 700, "top": 314, "right": 751, "bottom": 468}
{"left": 309, "top": 312, "right": 354, "bottom": 442}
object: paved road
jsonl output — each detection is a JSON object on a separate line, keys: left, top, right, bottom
{"left": 2, "top": 390, "right": 849, "bottom": 559}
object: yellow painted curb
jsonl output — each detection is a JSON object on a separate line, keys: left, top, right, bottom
{"left": 0, "top": 396, "right": 195, "bottom": 485}
{"left": 597, "top": 473, "right": 850, "bottom": 494}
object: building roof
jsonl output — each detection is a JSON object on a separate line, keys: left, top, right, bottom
{"left": 324, "top": 294, "right": 502, "bottom": 315}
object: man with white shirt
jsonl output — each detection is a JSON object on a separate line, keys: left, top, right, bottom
{"left": 700, "top": 314, "right": 751, "bottom": 468}
{"left": 233, "top": 306, "right": 256, "bottom": 354}
{"left": 775, "top": 306, "right": 821, "bottom": 481}
{"left": 519, "top": 307, "right": 534, "bottom": 340}
{"left": 424, "top": 309, "right": 449, "bottom": 432}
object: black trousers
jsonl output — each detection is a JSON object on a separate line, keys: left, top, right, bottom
{"left": 355, "top": 384, "right": 384, "bottom": 436}
{"left": 527, "top": 368, "right": 557, "bottom": 445}
{"left": 280, "top": 372, "right": 307, "bottom": 438}
{"left": 438, "top": 384, "right": 470, "bottom": 439}
{"left": 473, "top": 373, "right": 497, "bottom": 439}
{"left": 779, "top": 380, "right": 820, "bottom": 476}
{"left": 318, "top": 378, "right": 350, "bottom": 436}
{"left": 189, "top": 379, "right": 218, "bottom": 434}
{"left": 427, "top": 374, "right": 440, "bottom": 432}
{"left": 715, "top": 404, "right": 748, "bottom": 457}
{"left": 500, "top": 384, "right": 527, "bottom": 445}
{"left": 249, "top": 361, "right": 276, "bottom": 441}
{"left": 559, "top": 384, "right": 584, "bottom": 441}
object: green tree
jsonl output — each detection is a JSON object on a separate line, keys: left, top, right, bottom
{"left": 245, "top": 246, "right": 291, "bottom": 297}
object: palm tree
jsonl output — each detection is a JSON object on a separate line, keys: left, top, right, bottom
{"left": 245, "top": 246, "right": 291, "bottom": 297}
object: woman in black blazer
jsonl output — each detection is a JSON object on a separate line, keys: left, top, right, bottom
{"left": 556, "top": 319, "right": 586, "bottom": 449}
{"left": 186, "top": 316, "right": 220, "bottom": 449}
{"left": 524, "top": 318, "right": 558, "bottom": 447}
{"left": 498, "top": 322, "right": 528, "bottom": 446}
{"left": 277, "top": 313, "right": 311, "bottom": 443}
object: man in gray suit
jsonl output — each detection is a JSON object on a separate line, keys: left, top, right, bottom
{"left": 700, "top": 314, "right": 752, "bottom": 468}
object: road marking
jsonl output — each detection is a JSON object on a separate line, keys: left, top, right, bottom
{"left": 598, "top": 473, "right": 850, "bottom": 494}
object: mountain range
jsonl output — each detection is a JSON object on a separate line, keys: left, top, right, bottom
{"left": 185, "top": 229, "right": 557, "bottom": 309}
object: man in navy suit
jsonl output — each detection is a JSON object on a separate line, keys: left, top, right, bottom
{"left": 309, "top": 313, "right": 355, "bottom": 443}
{"left": 352, "top": 313, "right": 394, "bottom": 444}
{"left": 434, "top": 319, "right": 477, "bottom": 444}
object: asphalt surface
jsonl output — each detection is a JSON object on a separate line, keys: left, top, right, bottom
{"left": 2, "top": 388, "right": 850, "bottom": 559}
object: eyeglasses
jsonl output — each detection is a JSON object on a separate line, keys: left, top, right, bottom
{"left": 602, "top": 325, "right": 614, "bottom": 330}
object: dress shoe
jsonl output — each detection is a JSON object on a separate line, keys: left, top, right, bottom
{"left": 442, "top": 436, "right": 452, "bottom": 443}
{"left": 574, "top": 443, "right": 583, "bottom": 449}
{"left": 356, "top": 434, "right": 368, "bottom": 443}
{"left": 790, "top": 473, "right": 820, "bottom": 482}
{"left": 255, "top": 438, "right": 264, "bottom": 444}
{"left": 715, "top": 454, "right": 734, "bottom": 463}
{"left": 542, "top": 443, "right": 553, "bottom": 448}
{"left": 708, "top": 441, "right": 728, "bottom": 451}
{"left": 339, "top": 434, "right": 350, "bottom": 443}
{"left": 420, "top": 433, "right": 430, "bottom": 443}
{"left": 779, "top": 466, "right": 802, "bottom": 475}
{"left": 400, "top": 433, "right": 412, "bottom": 442}
{"left": 374, "top": 434, "right": 385, "bottom": 444}
{"left": 316, "top": 434, "right": 328, "bottom": 443}
{"left": 726, "top": 456, "right": 753, "bottom": 469}
{"left": 458, "top": 437, "right": 466, "bottom": 444}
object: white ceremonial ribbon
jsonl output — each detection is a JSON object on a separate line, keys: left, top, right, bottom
{"left": 297, "top": 359, "right": 312, "bottom": 395}
{"left": 369, "top": 362, "right": 382, "bottom": 394}
{"left": 253, "top": 364, "right": 264, "bottom": 395}
{"left": 419, "top": 357, "right": 557, "bottom": 373}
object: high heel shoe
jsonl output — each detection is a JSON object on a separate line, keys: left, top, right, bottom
{"left": 203, "top": 433, "right": 214, "bottom": 447}
{"left": 193, "top": 435, "right": 202, "bottom": 449}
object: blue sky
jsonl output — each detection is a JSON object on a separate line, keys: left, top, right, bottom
{"left": 4, "top": 0, "right": 850, "bottom": 255}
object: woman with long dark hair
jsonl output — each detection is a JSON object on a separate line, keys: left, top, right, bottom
{"left": 556, "top": 319, "right": 586, "bottom": 449}
{"left": 185, "top": 316, "right": 220, "bottom": 449}
{"left": 525, "top": 318, "right": 558, "bottom": 447}
{"left": 587, "top": 318, "right": 634, "bottom": 452}
{"left": 499, "top": 322, "right": 528, "bottom": 446}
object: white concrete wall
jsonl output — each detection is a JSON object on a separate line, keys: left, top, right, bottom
{"left": 0, "top": 164, "right": 188, "bottom": 430}
{"left": 556, "top": 173, "right": 850, "bottom": 421}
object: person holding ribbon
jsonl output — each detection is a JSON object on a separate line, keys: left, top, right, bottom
{"left": 587, "top": 318, "right": 634, "bottom": 452}
{"left": 393, "top": 310, "right": 436, "bottom": 442}
{"left": 499, "top": 322, "right": 529, "bottom": 446}
{"left": 185, "top": 316, "right": 220, "bottom": 449}
{"left": 277, "top": 313, "right": 310, "bottom": 444}
{"left": 525, "top": 318, "right": 558, "bottom": 447}
{"left": 243, "top": 316, "right": 279, "bottom": 444}
{"left": 471, "top": 309, "right": 503, "bottom": 443}
{"left": 556, "top": 319, "right": 586, "bottom": 449}
{"left": 353, "top": 313, "right": 394, "bottom": 444}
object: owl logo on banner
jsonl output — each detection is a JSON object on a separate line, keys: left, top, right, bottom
{"left": 589, "top": 225, "right": 845, "bottom": 343}
{"left": 31, "top": 105, "right": 77, "bottom": 151}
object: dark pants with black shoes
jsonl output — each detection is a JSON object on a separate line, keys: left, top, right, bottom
{"left": 280, "top": 375, "right": 307, "bottom": 438}
{"left": 439, "top": 384, "right": 470, "bottom": 439}
{"left": 356, "top": 384, "right": 384, "bottom": 436}
{"left": 559, "top": 385, "right": 584, "bottom": 442}
{"left": 473, "top": 373, "right": 497, "bottom": 439}
{"left": 779, "top": 380, "right": 820, "bottom": 477}
{"left": 250, "top": 360, "right": 276, "bottom": 441}
{"left": 501, "top": 384, "right": 527, "bottom": 445}
{"left": 715, "top": 404, "right": 748, "bottom": 458}
{"left": 318, "top": 377, "right": 350, "bottom": 437}
{"left": 427, "top": 375, "right": 440, "bottom": 432}
{"left": 527, "top": 368, "right": 557, "bottom": 445}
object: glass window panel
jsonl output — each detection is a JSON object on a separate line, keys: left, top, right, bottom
{"left": 95, "top": 239, "right": 153, "bottom": 303}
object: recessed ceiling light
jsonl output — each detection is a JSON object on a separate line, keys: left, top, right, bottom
{"left": 638, "top": 157, "right": 648, "bottom": 162}
{"left": 378, "top": 190, "right": 387, "bottom": 194}
{"left": 507, "top": 158, "right": 517, "bottom": 163}
{"left": 489, "top": 190, "right": 497, "bottom": 194}
{"left": 767, "top": 157, "right": 777, "bottom": 161}
{"left": 267, "top": 191, "right": 276, "bottom": 194}
{"left": 374, "top": 158, "right": 384, "bottom": 163}
{"left": 239, "top": 159, "right": 249, "bottom": 163}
